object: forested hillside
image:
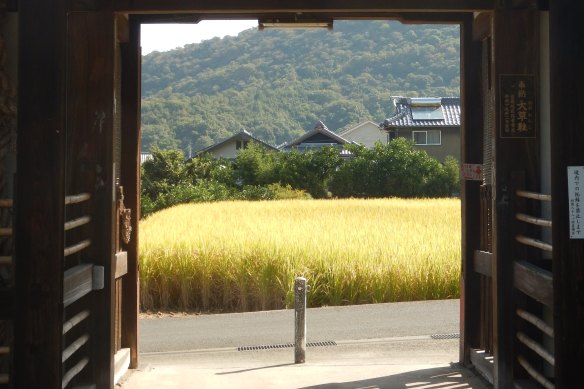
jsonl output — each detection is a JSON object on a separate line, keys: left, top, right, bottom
{"left": 141, "top": 20, "right": 460, "bottom": 153}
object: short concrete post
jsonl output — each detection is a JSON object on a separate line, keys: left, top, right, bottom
{"left": 294, "top": 277, "right": 307, "bottom": 364}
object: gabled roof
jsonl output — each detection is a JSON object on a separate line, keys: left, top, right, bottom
{"left": 337, "top": 120, "right": 380, "bottom": 137}
{"left": 380, "top": 97, "right": 461, "bottom": 130}
{"left": 194, "top": 129, "right": 278, "bottom": 156}
{"left": 281, "top": 121, "right": 355, "bottom": 149}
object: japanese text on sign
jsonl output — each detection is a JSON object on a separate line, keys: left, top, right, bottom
{"left": 461, "top": 163, "right": 483, "bottom": 181}
{"left": 568, "top": 166, "right": 584, "bottom": 239}
{"left": 500, "top": 75, "right": 536, "bottom": 138}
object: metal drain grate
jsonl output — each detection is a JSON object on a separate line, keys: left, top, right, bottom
{"left": 431, "top": 333, "right": 460, "bottom": 340}
{"left": 238, "top": 340, "right": 337, "bottom": 351}
{"left": 307, "top": 341, "right": 337, "bottom": 347}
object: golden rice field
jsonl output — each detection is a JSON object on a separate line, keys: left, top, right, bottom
{"left": 139, "top": 198, "right": 461, "bottom": 313}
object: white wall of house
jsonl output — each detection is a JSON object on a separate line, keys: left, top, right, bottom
{"left": 395, "top": 127, "right": 460, "bottom": 162}
{"left": 207, "top": 140, "right": 240, "bottom": 159}
{"left": 340, "top": 121, "right": 387, "bottom": 148}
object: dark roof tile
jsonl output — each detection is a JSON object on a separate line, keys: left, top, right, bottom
{"left": 380, "top": 97, "right": 460, "bottom": 129}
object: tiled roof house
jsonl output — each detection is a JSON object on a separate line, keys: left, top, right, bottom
{"left": 280, "top": 121, "right": 357, "bottom": 157}
{"left": 380, "top": 97, "right": 461, "bottom": 162}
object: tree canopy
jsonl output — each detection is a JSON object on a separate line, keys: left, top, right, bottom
{"left": 140, "top": 140, "right": 460, "bottom": 217}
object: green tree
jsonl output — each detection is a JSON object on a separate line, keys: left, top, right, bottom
{"left": 234, "top": 143, "right": 278, "bottom": 186}
{"left": 330, "top": 139, "right": 456, "bottom": 198}
{"left": 275, "top": 147, "right": 341, "bottom": 198}
{"left": 141, "top": 147, "right": 187, "bottom": 201}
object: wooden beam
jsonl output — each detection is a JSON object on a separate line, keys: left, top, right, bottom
{"left": 516, "top": 308, "right": 554, "bottom": 338}
{"left": 64, "top": 239, "right": 92, "bottom": 257}
{"left": 137, "top": 11, "right": 470, "bottom": 24}
{"left": 61, "top": 357, "right": 90, "bottom": 389}
{"left": 63, "top": 264, "right": 94, "bottom": 307}
{"left": 63, "top": 310, "right": 91, "bottom": 335}
{"left": 15, "top": 0, "right": 67, "bottom": 387}
{"left": 115, "top": 0, "right": 495, "bottom": 13}
{"left": 515, "top": 234, "right": 552, "bottom": 252}
{"left": 550, "top": 2, "right": 584, "bottom": 387}
{"left": 64, "top": 216, "right": 92, "bottom": 232}
{"left": 472, "top": 11, "right": 492, "bottom": 41}
{"left": 62, "top": 334, "right": 90, "bottom": 363}
{"left": 473, "top": 250, "right": 493, "bottom": 277}
{"left": 515, "top": 212, "right": 552, "bottom": 228}
{"left": 120, "top": 16, "right": 142, "bottom": 369}
{"left": 115, "top": 251, "right": 128, "bottom": 279}
{"left": 459, "top": 13, "right": 484, "bottom": 365}
{"left": 516, "top": 190, "right": 551, "bottom": 201}
{"left": 517, "top": 331, "right": 554, "bottom": 366}
{"left": 64, "top": 193, "right": 91, "bottom": 205}
{"left": 514, "top": 260, "right": 553, "bottom": 308}
{"left": 517, "top": 355, "right": 555, "bottom": 389}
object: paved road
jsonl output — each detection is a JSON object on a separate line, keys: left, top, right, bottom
{"left": 140, "top": 299, "right": 460, "bottom": 353}
{"left": 120, "top": 300, "right": 490, "bottom": 389}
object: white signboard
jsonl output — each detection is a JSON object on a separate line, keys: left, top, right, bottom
{"left": 461, "top": 163, "right": 483, "bottom": 181}
{"left": 568, "top": 166, "right": 584, "bottom": 239}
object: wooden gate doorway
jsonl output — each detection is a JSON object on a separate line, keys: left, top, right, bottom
{"left": 131, "top": 8, "right": 472, "bottom": 384}
{"left": 16, "top": 2, "right": 581, "bottom": 389}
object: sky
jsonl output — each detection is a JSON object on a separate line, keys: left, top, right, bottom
{"left": 140, "top": 20, "right": 258, "bottom": 55}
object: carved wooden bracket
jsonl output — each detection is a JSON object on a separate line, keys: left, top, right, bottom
{"left": 118, "top": 185, "right": 132, "bottom": 245}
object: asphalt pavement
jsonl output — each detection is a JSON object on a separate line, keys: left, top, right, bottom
{"left": 119, "top": 299, "right": 489, "bottom": 388}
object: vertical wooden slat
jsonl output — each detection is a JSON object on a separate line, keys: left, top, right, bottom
{"left": 115, "top": 279, "right": 122, "bottom": 353}
{"left": 15, "top": 0, "right": 67, "bottom": 387}
{"left": 120, "top": 16, "right": 142, "bottom": 369}
{"left": 549, "top": 1, "right": 584, "bottom": 387}
{"left": 479, "top": 16, "right": 494, "bottom": 357}
{"left": 103, "top": 11, "right": 119, "bottom": 389}
{"left": 460, "top": 12, "right": 484, "bottom": 366}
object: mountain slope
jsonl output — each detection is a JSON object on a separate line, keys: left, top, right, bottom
{"left": 141, "top": 20, "right": 460, "bottom": 153}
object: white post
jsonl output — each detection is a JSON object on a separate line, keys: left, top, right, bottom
{"left": 294, "top": 277, "right": 307, "bottom": 364}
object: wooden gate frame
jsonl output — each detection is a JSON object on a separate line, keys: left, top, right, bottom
{"left": 12, "top": 1, "right": 584, "bottom": 388}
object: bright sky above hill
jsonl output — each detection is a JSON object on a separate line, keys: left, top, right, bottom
{"left": 140, "top": 20, "right": 257, "bottom": 55}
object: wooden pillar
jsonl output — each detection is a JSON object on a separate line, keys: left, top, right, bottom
{"left": 491, "top": 9, "right": 539, "bottom": 388}
{"left": 549, "top": 1, "right": 584, "bottom": 387}
{"left": 120, "top": 15, "right": 141, "bottom": 369}
{"left": 14, "top": 0, "right": 67, "bottom": 387}
{"left": 66, "top": 10, "right": 118, "bottom": 388}
{"left": 459, "top": 12, "right": 483, "bottom": 365}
